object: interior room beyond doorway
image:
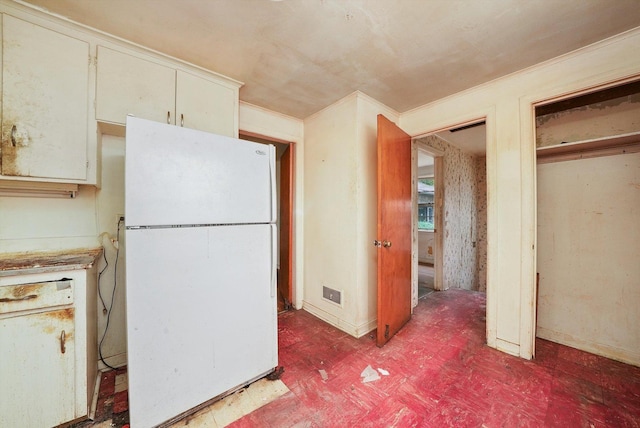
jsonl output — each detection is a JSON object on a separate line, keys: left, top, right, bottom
{"left": 414, "top": 122, "right": 488, "bottom": 295}
{"left": 240, "top": 133, "right": 294, "bottom": 313}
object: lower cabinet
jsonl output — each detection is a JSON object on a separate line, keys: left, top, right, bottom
{"left": 0, "top": 308, "right": 76, "bottom": 427}
{"left": 0, "top": 268, "right": 97, "bottom": 428}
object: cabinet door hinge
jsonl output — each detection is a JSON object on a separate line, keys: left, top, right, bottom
{"left": 89, "top": 55, "right": 97, "bottom": 67}
{"left": 86, "top": 160, "right": 89, "bottom": 169}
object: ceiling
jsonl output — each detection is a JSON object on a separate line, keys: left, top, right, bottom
{"left": 436, "top": 124, "right": 487, "bottom": 156}
{"left": 414, "top": 121, "right": 485, "bottom": 160}
{"left": 23, "top": 0, "right": 640, "bottom": 120}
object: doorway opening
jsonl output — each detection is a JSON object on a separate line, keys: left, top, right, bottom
{"left": 410, "top": 121, "right": 488, "bottom": 345}
{"left": 240, "top": 132, "right": 295, "bottom": 313}
{"left": 416, "top": 151, "right": 436, "bottom": 300}
{"left": 534, "top": 78, "right": 640, "bottom": 365}
{"left": 376, "top": 115, "right": 488, "bottom": 345}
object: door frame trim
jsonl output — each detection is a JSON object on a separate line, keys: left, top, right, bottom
{"left": 239, "top": 131, "right": 296, "bottom": 309}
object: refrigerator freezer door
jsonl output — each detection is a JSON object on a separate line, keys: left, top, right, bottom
{"left": 125, "top": 116, "right": 276, "bottom": 227}
{"left": 125, "top": 225, "right": 277, "bottom": 428}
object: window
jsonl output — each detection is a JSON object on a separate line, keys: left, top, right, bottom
{"left": 418, "top": 178, "right": 434, "bottom": 231}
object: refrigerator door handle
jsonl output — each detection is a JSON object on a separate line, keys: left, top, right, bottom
{"left": 269, "top": 145, "right": 277, "bottom": 223}
{"left": 271, "top": 224, "right": 277, "bottom": 298}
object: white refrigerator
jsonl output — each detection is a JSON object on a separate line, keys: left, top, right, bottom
{"left": 124, "top": 116, "right": 278, "bottom": 427}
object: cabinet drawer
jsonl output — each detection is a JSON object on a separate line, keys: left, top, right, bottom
{"left": 0, "top": 279, "right": 73, "bottom": 314}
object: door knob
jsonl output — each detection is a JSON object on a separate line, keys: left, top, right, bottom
{"left": 373, "top": 240, "right": 381, "bottom": 248}
{"left": 383, "top": 240, "right": 392, "bottom": 248}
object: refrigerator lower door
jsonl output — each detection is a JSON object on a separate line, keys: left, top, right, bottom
{"left": 125, "top": 224, "right": 277, "bottom": 428}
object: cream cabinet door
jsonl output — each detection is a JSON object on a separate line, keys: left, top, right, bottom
{"left": 96, "top": 46, "right": 176, "bottom": 126}
{"left": 0, "top": 309, "right": 76, "bottom": 428}
{"left": 1, "top": 14, "right": 89, "bottom": 180}
{"left": 176, "top": 71, "right": 237, "bottom": 137}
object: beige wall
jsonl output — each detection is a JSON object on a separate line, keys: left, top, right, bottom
{"left": 400, "top": 27, "right": 640, "bottom": 359}
{"left": 94, "top": 135, "right": 127, "bottom": 368}
{"left": 303, "top": 92, "right": 398, "bottom": 337}
{"left": 0, "top": 189, "right": 98, "bottom": 252}
{"left": 537, "top": 152, "right": 640, "bottom": 365}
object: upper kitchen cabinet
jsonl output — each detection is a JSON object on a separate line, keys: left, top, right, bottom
{"left": 1, "top": 14, "right": 90, "bottom": 181}
{"left": 96, "top": 46, "right": 175, "bottom": 128}
{"left": 96, "top": 46, "right": 239, "bottom": 137}
{"left": 176, "top": 70, "right": 236, "bottom": 137}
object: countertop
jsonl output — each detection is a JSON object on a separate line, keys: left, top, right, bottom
{"left": 0, "top": 247, "right": 103, "bottom": 277}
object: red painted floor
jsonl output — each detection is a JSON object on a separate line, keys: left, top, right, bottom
{"left": 231, "top": 290, "right": 640, "bottom": 427}
{"left": 81, "top": 289, "right": 640, "bottom": 427}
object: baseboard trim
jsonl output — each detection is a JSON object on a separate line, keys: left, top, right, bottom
{"left": 537, "top": 327, "right": 640, "bottom": 367}
{"left": 89, "top": 373, "right": 101, "bottom": 420}
{"left": 302, "top": 301, "right": 376, "bottom": 338}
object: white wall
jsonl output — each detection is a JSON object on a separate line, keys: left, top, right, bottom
{"left": 0, "top": 189, "right": 97, "bottom": 252}
{"left": 0, "top": 181, "right": 100, "bottom": 399}
{"left": 303, "top": 94, "right": 358, "bottom": 333}
{"left": 94, "top": 134, "right": 127, "bottom": 368}
{"left": 400, "top": 27, "right": 640, "bottom": 359}
{"left": 418, "top": 231, "right": 434, "bottom": 264}
{"left": 537, "top": 152, "right": 640, "bottom": 365}
{"left": 303, "top": 92, "right": 398, "bottom": 337}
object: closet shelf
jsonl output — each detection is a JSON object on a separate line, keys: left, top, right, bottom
{"left": 536, "top": 131, "right": 640, "bottom": 163}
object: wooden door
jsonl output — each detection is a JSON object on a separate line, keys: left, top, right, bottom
{"left": 376, "top": 115, "right": 412, "bottom": 346}
{"left": 278, "top": 144, "right": 294, "bottom": 311}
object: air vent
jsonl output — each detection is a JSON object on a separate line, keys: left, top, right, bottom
{"left": 322, "top": 286, "right": 342, "bottom": 305}
{"left": 449, "top": 121, "right": 485, "bottom": 133}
